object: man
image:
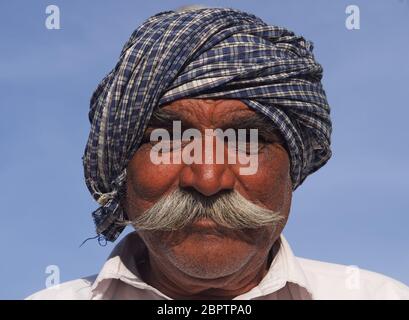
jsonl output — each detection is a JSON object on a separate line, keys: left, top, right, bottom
{"left": 28, "top": 6, "right": 409, "bottom": 300}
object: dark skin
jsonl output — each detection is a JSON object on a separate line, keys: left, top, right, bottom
{"left": 123, "top": 98, "right": 292, "bottom": 299}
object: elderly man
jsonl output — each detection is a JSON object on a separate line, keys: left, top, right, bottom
{"left": 28, "top": 7, "right": 409, "bottom": 300}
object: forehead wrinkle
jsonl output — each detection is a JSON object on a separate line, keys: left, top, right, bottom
{"left": 178, "top": 99, "right": 236, "bottom": 127}
{"left": 155, "top": 99, "right": 261, "bottom": 130}
{"left": 209, "top": 101, "right": 254, "bottom": 128}
{"left": 157, "top": 99, "right": 245, "bottom": 129}
{"left": 159, "top": 99, "right": 202, "bottom": 122}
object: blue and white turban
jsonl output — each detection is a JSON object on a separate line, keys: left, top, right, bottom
{"left": 83, "top": 7, "right": 332, "bottom": 242}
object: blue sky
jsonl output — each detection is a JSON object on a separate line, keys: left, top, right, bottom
{"left": 1, "top": 0, "right": 408, "bottom": 299}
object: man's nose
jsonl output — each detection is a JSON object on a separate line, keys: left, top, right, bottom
{"left": 178, "top": 133, "right": 236, "bottom": 196}
{"left": 179, "top": 161, "right": 235, "bottom": 196}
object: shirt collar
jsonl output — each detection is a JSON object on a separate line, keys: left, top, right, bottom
{"left": 90, "top": 231, "right": 313, "bottom": 300}
{"left": 234, "top": 235, "right": 314, "bottom": 299}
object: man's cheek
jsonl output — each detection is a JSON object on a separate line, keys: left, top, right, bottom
{"left": 128, "top": 152, "right": 183, "bottom": 198}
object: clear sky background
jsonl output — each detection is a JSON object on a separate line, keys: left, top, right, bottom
{"left": 1, "top": 0, "right": 408, "bottom": 299}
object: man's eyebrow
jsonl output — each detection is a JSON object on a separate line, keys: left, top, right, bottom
{"left": 147, "top": 108, "right": 184, "bottom": 129}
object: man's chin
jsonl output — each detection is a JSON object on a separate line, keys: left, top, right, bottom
{"left": 137, "top": 225, "right": 276, "bottom": 280}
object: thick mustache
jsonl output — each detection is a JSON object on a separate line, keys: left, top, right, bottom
{"left": 122, "top": 188, "right": 283, "bottom": 231}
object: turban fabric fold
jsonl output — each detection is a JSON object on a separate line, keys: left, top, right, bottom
{"left": 83, "top": 7, "right": 332, "bottom": 242}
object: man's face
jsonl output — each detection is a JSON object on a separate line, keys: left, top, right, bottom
{"left": 124, "top": 98, "right": 292, "bottom": 279}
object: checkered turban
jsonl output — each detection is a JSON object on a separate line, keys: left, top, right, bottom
{"left": 83, "top": 7, "right": 332, "bottom": 241}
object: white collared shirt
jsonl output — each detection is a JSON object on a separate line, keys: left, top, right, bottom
{"left": 26, "top": 232, "right": 409, "bottom": 300}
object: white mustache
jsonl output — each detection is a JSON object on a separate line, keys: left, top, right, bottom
{"left": 122, "top": 188, "right": 283, "bottom": 231}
